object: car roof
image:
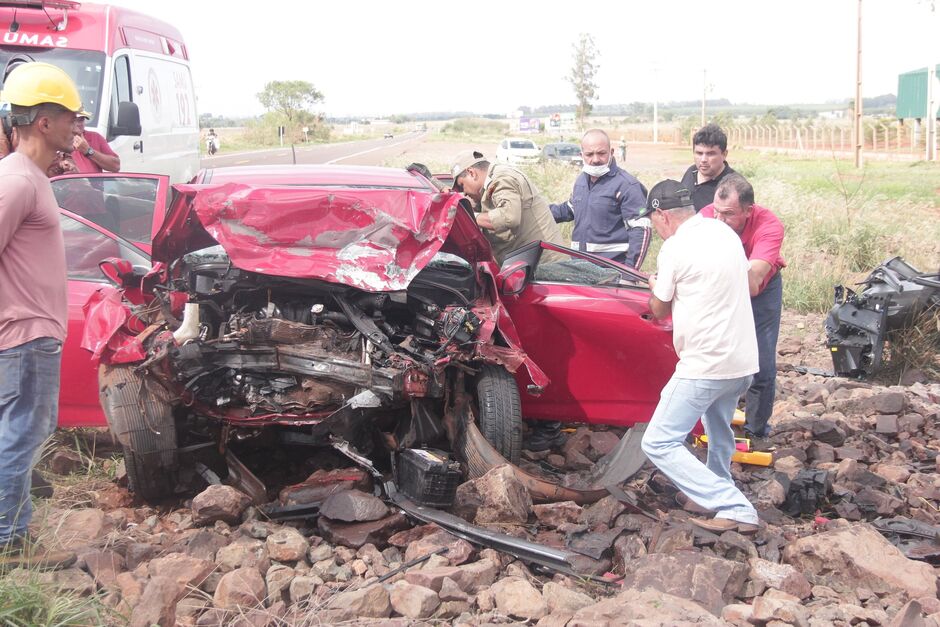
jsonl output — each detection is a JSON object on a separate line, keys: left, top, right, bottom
{"left": 197, "top": 164, "right": 430, "bottom": 189}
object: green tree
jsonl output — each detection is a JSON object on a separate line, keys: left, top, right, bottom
{"left": 257, "top": 80, "right": 324, "bottom": 125}
{"left": 567, "top": 33, "right": 599, "bottom": 128}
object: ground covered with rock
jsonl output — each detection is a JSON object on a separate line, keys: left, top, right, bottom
{"left": 11, "top": 311, "right": 940, "bottom": 626}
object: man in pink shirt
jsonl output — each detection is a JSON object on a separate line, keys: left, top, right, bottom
{"left": 0, "top": 62, "right": 82, "bottom": 568}
{"left": 69, "top": 112, "right": 120, "bottom": 173}
{"left": 701, "top": 174, "right": 786, "bottom": 450}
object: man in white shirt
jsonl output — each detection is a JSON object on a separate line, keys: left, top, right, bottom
{"left": 639, "top": 179, "right": 761, "bottom": 534}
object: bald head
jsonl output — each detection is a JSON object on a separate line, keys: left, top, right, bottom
{"left": 581, "top": 128, "right": 611, "bottom": 168}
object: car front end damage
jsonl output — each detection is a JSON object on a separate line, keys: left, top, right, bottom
{"left": 825, "top": 257, "right": 940, "bottom": 377}
{"left": 83, "top": 172, "right": 550, "bottom": 501}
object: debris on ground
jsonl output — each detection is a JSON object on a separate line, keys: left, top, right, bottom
{"left": 20, "top": 311, "right": 940, "bottom": 625}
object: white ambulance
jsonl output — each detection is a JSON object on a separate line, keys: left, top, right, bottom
{"left": 0, "top": 0, "right": 199, "bottom": 183}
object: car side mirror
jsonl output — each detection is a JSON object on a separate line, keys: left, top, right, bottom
{"left": 497, "top": 260, "right": 530, "bottom": 296}
{"left": 109, "top": 101, "right": 141, "bottom": 138}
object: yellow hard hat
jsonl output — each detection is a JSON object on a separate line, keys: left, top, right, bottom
{"left": 0, "top": 62, "right": 82, "bottom": 112}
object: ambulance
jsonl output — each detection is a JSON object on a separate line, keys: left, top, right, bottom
{"left": 0, "top": 0, "right": 199, "bottom": 183}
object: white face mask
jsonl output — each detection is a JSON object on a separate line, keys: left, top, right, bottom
{"left": 582, "top": 161, "right": 610, "bottom": 178}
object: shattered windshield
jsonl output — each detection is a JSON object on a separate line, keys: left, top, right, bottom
{"left": 534, "top": 258, "right": 636, "bottom": 287}
{"left": 509, "top": 141, "right": 536, "bottom": 150}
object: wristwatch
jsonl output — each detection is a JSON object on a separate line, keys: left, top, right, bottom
{"left": 84, "top": 147, "right": 95, "bottom": 157}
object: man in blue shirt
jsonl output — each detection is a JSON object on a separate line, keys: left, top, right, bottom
{"left": 550, "top": 129, "right": 650, "bottom": 269}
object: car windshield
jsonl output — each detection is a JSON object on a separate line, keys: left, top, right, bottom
{"left": 509, "top": 141, "right": 536, "bottom": 150}
{"left": 557, "top": 145, "right": 580, "bottom": 156}
{"left": 0, "top": 48, "right": 106, "bottom": 125}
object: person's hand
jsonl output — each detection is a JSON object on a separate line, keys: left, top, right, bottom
{"left": 475, "top": 212, "right": 494, "bottom": 230}
{"left": 73, "top": 133, "right": 90, "bottom": 154}
{"left": 648, "top": 274, "right": 657, "bottom": 290}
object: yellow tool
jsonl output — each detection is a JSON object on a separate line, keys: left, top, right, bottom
{"left": 694, "top": 434, "right": 773, "bottom": 467}
{"left": 732, "top": 408, "right": 745, "bottom": 427}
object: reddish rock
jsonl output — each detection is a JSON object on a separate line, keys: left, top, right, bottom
{"left": 748, "top": 558, "right": 811, "bottom": 600}
{"left": 81, "top": 550, "right": 125, "bottom": 589}
{"left": 319, "top": 489, "right": 389, "bottom": 523}
{"left": 542, "top": 581, "right": 594, "bottom": 614}
{"left": 403, "top": 529, "right": 474, "bottom": 566}
{"left": 265, "top": 527, "right": 309, "bottom": 562}
{"left": 50, "top": 508, "right": 109, "bottom": 550}
{"left": 403, "top": 566, "right": 464, "bottom": 592}
{"left": 456, "top": 558, "right": 500, "bottom": 591}
{"left": 387, "top": 524, "right": 439, "bottom": 548}
{"left": 49, "top": 449, "right": 85, "bottom": 475}
{"left": 453, "top": 464, "right": 532, "bottom": 525}
{"left": 191, "top": 485, "right": 251, "bottom": 526}
{"left": 212, "top": 567, "right": 266, "bottom": 610}
{"left": 877, "top": 414, "right": 900, "bottom": 435}
{"left": 326, "top": 583, "right": 392, "bottom": 618}
{"left": 148, "top": 553, "right": 215, "bottom": 588}
{"left": 130, "top": 575, "right": 186, "bottom": 627}
{"left": 215, "top": 537, "right": 270, "bottom": 574}
{"left": 580, "top": 495, "right": 626, "bottom": 527}
{"left": 389, "top": 581, "right": 440, "bottom": 619}
{"left": 588, "top": 431, "right": 620, "bottom": 457}
{"left": 617, "top": 552, "right": 747, "bottom": 616}
{"left": 492, "top": 577, "right": 548, "bottom": 621}
{"left": 317, "top": 512, "right": 409, "bottom": 549}
{"left": 278, "top": 467, "right": 371, "bottom": 506}
{"left": 569, "top": 587, "right": 720, "bottom": 626}
{"left": 782, "top": 522, "right": 937, "bottom": 599}
{"left": 532, "top": 501, "right": 582, "bottom": 528}
{"left": 750, "top": 595, "right": 809, "bottom": 625}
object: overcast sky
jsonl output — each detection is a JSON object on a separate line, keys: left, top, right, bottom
{"left": 110, "top": 0, "right": 938, "bottom": 118}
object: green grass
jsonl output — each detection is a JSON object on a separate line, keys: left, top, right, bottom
{"left": 0, "top": 569, "right": 122, "bottom": 626}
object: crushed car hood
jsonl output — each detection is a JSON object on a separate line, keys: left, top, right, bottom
{"left": 152, "top": 181, "right": 474, "bottom": 292}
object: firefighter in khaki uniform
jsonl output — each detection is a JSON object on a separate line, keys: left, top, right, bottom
{"left": 449, "top": 150, "right": 566, "bottom": 265}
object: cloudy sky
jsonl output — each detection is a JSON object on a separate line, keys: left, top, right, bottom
{"left": 111, "top": 0, "right": 938, "bottom": 118}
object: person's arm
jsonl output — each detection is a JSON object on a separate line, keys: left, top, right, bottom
{"left": 748, "top": 259, "right": 773, "bottom": 297}
{"left": 482, "top": 178, "right": 523, "bottom": 234}
{"left": 647, "top": 247, "right": 677, "bottom": 320}
{"left": 74, "top": 133, "right": 121, "bottom": 172}
{"left": 0, "top": 177, "right": 34, "bottom": 256}
{"left": 549, "top": 193, "right": 575, "bottom": 223}
{"left": 619, "top": 180, "right": 648, "bottom": 228}
{"left": 745, "top": 213, "right": 784, "bottom": 296}
{"left": 647, "top": 275, "right": 672, "bottom": 319}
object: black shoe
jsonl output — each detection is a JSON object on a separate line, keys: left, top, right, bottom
{"left": 31, "top": 469, "right": 54, "bottom": 499}
{"left": 745, "top": 432, "right": 776, "bottom": 452}
{"left": 525, "top": 421, "right": 567, "bottom": 452}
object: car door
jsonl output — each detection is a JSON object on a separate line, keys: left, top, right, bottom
{"left": 501, "top": 242, "right": 677, "bottom": 427}
{"left": 50, "top": 173, "right": 170, "bottom": 254}
{"left": 53, "top": 173, "right": 168, "bottom": 427}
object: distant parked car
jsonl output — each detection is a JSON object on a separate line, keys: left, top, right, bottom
{"left": 384, "top": 132, "right": 394, "bottom": 139}
{"left": 542, "top": 143, "right": 583, "bottom": 167}
{"left": 495, "top": 138, "right": 540, "bottom": 166}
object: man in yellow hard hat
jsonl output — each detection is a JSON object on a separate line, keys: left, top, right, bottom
{"left": 0, "top": 62, "right": 85, "bottom": 570}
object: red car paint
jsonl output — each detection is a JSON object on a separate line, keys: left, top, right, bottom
{"left": 63, "top": 165, "right": 678, "bottom": 430}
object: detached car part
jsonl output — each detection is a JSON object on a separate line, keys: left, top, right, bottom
{"left": 825, "top": 257, "right": 940, "bottom": 377}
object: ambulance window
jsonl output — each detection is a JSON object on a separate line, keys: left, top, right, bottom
{"left": 114, "top": 56, "right": 132, "bottom": 103}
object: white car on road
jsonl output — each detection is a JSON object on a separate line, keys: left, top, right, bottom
{"left": 496, "top": 138, "right": 541, "bottom": 166}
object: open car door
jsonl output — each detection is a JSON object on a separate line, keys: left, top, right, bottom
{"left": 51, "top": 173, "right": 170, "bottom": 254}
{"left": 52, "top": 174, "right": 168, "bottom": 427}
{"left": 499, "top": 241, "right": 677, "bottom": 428}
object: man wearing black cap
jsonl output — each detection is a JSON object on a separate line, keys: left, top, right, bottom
{"left": 638, "top": 179, "right": 761, "bottom": 534}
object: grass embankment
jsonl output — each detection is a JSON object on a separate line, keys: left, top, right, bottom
{"left": 390, "top": 132, "right": 940, "bottom": 315}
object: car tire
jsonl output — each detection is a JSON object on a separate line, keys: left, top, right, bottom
{"left": 98, "top": 364, "right": 178, "bottom": 501}
{"left": 474, "top": 364, "right": 522, "bottom": 464}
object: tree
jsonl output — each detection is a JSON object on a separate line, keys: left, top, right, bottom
{"left": 567, "top": 34, "right": 599, "bottom": 128}
{"left": 257, "top": 80, "right": 324, "bottom": 125}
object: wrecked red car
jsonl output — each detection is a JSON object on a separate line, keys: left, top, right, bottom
{"left": 81, "top": 165, "right": 676, "bottom": 501}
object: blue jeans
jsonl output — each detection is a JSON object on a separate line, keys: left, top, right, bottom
{"left": 745, "top": 273, "right": 783, "bottom": 438}
{"left": 0, "top": 337, "right": 62, "bottom": 544}
{"left": 641, "top": 374, "right": 758, "bottom": 525}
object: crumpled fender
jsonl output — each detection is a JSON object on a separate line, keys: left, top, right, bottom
{"left": 81, "top": 286, "right": 146, "bottom": 364}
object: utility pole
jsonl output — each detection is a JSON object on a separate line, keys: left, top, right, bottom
{"left": 701, "top": 69, "right": 707, "bottom": 126}
{"left": 854, "top": 0, "right": 863, "bottom": 168}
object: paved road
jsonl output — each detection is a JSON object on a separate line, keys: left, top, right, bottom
{"left": 201, "top": 131, "right": 428, "bottom": 168}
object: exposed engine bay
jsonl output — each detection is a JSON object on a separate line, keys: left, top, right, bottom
{"left": 148, "top": 247, "right": 487, "bottom": 421}
{"left": 825, "top": 257, "right": 940, "bottom": 377}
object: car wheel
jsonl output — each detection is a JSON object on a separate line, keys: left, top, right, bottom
{"left": 473, "top": 364, "right": 522, "bottom": 463}
{"left": 98, "top": 364, "right": 178, "bottom": 501}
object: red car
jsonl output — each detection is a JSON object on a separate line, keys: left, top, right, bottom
{"left": 63, "top": 165, "right": 675, "bottom": 501}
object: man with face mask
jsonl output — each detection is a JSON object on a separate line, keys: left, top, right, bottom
{"left": 549, "top": 129, "right": 650, "bottom": 269}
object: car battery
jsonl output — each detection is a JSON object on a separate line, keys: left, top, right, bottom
{"left": 396, "top": 448, "right": 462, "bottom": 508}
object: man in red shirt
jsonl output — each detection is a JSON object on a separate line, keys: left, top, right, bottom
{"left": 70, "top": 112, "right": 120, "bottom": 173}
{"left": 701, "top": 174, "right": 785, "bottom": 450}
